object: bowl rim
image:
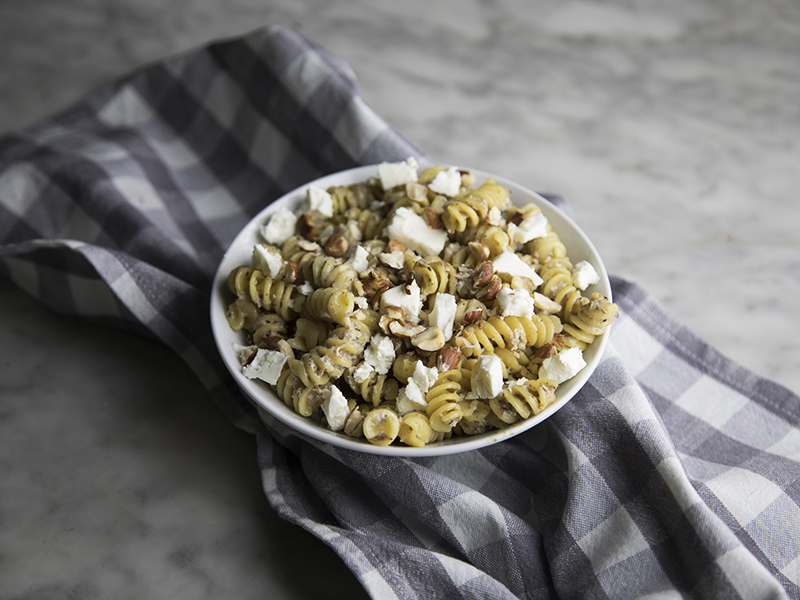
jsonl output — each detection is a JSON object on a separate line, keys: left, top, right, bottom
{"left": 209, "top": 161, "right": 613, "bottom": 456}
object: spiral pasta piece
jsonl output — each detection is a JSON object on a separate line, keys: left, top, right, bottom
{"left": 363, "top": 407, "right": 401, "bottom": 446}
{"left": 228, "top": 266, "right": 303, "bottom": 321}
{"left": 288, "top": 319, "right": 371, "bottom": 387}
{"left": 276, "top": 368, "right": 331, "bottom": 417}
{"left": 453, "top": 314, "right": 562, "bottom": 357}
{"left": 562, "top": 292, "right": 620, "bottom": 348}
{"left": 301, "top": 287, "right": 354, "bottom": 326}
{"left": 345, "top": 368, "right": 400, "bottom": 407}
{"left": 225, "top": 297, "right": 260, "bottom": 331}
{"left": 538, "top": 257, "right": 588, "bottom": 322}
{"left": 411, "top": 257, "right": 458, "bottom": 295}
{"left": 426, "top": 370, "right": 464, "bottom": 432}
{"left": 252, "top": 313, "right": 288, "bottom": 346}
{"left": 490, "top": 378, "right": 557, "bottom": 423}
{"left": 398, "top": 412, "right": 445, "bottom": 447}
{"left": 303, "top": 255, "right": 357, "bottom": 290}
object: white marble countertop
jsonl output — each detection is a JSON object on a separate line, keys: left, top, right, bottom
{"left": 1, "top": 1, "right": 798, "bottom": 597}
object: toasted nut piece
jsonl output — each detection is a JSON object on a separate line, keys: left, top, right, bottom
{"left": 468, "top": 241, "right": 491, "bottom": 262}
{"left": 378, "top": 306, "right": 406, "bottom": 334}
{"left": 370, "top": 289, "right": 388, "bottom": 311}
{"left": 387, "top": 238, "right": 406, "bottom": 253}
{"left": 261, "top": 336, "right": 283, "bottom": 351}
{"left": 508, "top": 211, "right": 525, "bottom": 226}
{"left": 533, "top": 292, "right": 563, "bottom": 314}
{"left": 405, "top": 182, "right": 428, "bottom": 202}
{"left": 459, "top": 169, "right": 475, "bottom": 188}
{"left": 533, "top": 344, "right": 558, "bottom": 361}
{"left": 389, "top": 321, "right": 426, "bottom": 338}
{"left": 296, "top": 214, "right": 317, "bottom": 240}
{"left": 362, "top": 272, "right": 393, "bottom": 296}
{"left": 325, "top": 232, "right": 349, "bottom": 258}
{"left": 284, "top": 260, "right": 299, "bottom": 283}
{"left": 422, "top": 208, "right": 442, "bottom": 230}
{"left": 462, "top": 309, "right": 483, "bottom": 326}
{"left": 296, "top": 239, "right": 320, "bottom": 252}
{"left": 437, "top": 347, "right": 463, "bottom": 371}
{"left": 476, "top": 275, "right": 502, "bottom": 302}
{"left": 473, "top": 261, "right": 494, "bottom": 288}
{"left": 378, "top": 250, "right": 405, "bottom": 270}
{"left": 411, "top": 326, "right": 446, "bottom": 352}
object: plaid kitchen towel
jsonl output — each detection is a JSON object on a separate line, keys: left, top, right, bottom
{"left": 1, "top": 25, "right": 798, "bottom": 600}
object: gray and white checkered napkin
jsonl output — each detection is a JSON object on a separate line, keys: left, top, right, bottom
{"left": 1, "top": 25, "right": 798, "bottom": 600}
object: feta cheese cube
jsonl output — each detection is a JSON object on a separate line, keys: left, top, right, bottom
{"left": 496, "top": 287, "right": 535, "bottom": 319}
{"left": 573, "top": 260, "right": 600, "bottom": 290}
{"left": 381, "top": 280, "right": 423, "bottom": 322}
{"left": 378, "top": 157, "right": 419, "bottom": 189}
{"left": 411, "top": 361, "right": 439, "bottom": 393}
{"left": 539, "top": 347, "right": 586, "bottom": 384}
{"left": 352, "top": 362, "right": 374, "bottom": 384}
{"left": 385, "top": 207, "right": 448, "bottom": 257}
{"left": 252, "top": 244, "right": 285, "bottom": 278}
{"left": 347, "top": 244, "right": 370, "bottom": 273}
{"left": 493, "top": 251, "right": 544, "bottom": 287}
{"left": 428, "top": 292, "right": 457, "bottom": 340}
{"left": 307, "top": 185, "right": 334, "bottom": 217}
{"left": 242, "top": 348, "right": 288, "bottom": 384}
{"left": 471, "top": 355, "right": 504, "bottom": 399}
{"left": 231, "top": 343, "right": 258, "bottom": 366}
{"left": 513, "top": 211, "right": 549, "bottom": 244}
{"left": 396, "top": 379, "right": 427, "bottom": 415}
{"left": 364, "top": 334, "right": 396, "bottom": 375}
{"left": 260, "top": 207, "right": 297, "bottom": 245}
{"left": 322, "top": 386, "right": 349, "bottom": 431}
{"left": 429, "top": 166, "right": 461, "bottom": 197}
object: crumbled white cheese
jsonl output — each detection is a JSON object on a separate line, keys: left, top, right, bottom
{"left": 411, "top": 361, "right": 439, "bottom": 393}
{"left": 428, "top": 292, "right": 457, "bottom": 340}
{"left": 493, "top": 251, "right": 544, "bottom": 287}
{"left": 242, "top": 348, "right": 288, "bottom": 384}
{"left": 513, "top": 211, "right": 549, "bottom": 244}
{"left": 322, "top": 385, "right": 349, "bottom": 431}
{"left": 385, "top": 207, "right": 448, "bottom": 257}
{"left": 487, "top": 206, "right": 502, "bottom": 226}
{"left": 231, "top": 343, "right": 258, "bottom": 366}
{"left": 378, "top": 157, "right": 419, "bottom": 189}
{"left": 298, "top": 281, "right": 314, "bottom": 295}
{"left": 381, "top": 280, "right": 423, "bottom": 322}
{"left": 352, "top": 362, "right": 374, "bottom": 384}
{"left": 378, "top": 250, "right": 405, "bottom": 270}
{"left": 471, "top": 355, "right": 504, "bottom": 399}
{"left": 260, "top": 207, "right": 297, "bottom": 245}
{"left": 496, "top": 287, "right": 535, "bottom": 319}
{"left": 396, "top": 379, "right": 427, "bottom": 415}
{"left": 347, "top": 245, "right": 370, "bottom": 273}
{"left": 429, "top": 166, "right": 461, "bottom": 197}
{"left": 306, "top": 185, "right": 334, "bottom": 217}
{"left": 573, "top": 260, "right": 600, "bottom": 291}
{"left": 533, "top": 292, "right": 562, "bottom": 314}
{"left": 539, "top": 347, "right": 586, "bottom": 384}
{"left": 252, "top": 244, "right": 285, "bottom": 278}
{"left": 363, "top": 333, "right": 396, "bottom": 375}
{"left": 353, "top": 296, "right": 368, "bottom": 310}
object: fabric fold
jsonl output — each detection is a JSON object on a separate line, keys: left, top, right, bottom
{"left": 1, "top": 24, "right": 798, "bottom": 600}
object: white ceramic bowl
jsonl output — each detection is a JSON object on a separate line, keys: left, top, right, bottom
{"left": 210, "top": 163, "right": 613, "bottom": 456}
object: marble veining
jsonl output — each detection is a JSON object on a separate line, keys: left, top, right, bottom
{"left": 1, "top": 0, "right": 799, "bottom": 597}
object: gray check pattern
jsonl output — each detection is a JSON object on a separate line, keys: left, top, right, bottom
{"left": 1, "top": 26, "right": 798, "bottom": 600}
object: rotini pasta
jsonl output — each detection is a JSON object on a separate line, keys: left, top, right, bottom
{"left": 223, "top": 159, "right": 618, "bottom": 448}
